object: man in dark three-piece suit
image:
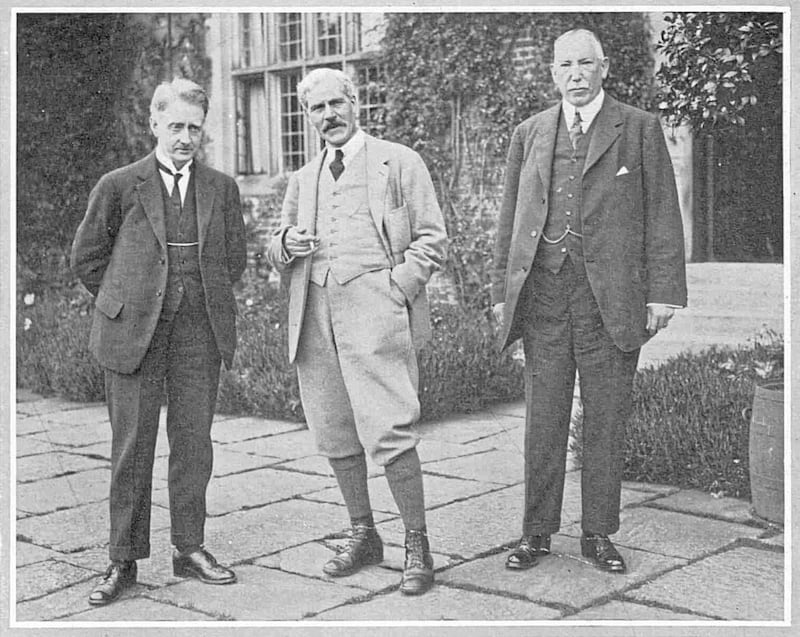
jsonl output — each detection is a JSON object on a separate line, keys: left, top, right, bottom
{"left": 71, "top": 78, "right": 246, "bottom": 605}
{"left": 267, "top": 68, "right": 447, "bottom": 595}
{"left": 492, "top": 29, "right": 687, "bottom": 573}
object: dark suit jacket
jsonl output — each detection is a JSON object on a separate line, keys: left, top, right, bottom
{"left": 491, "top": 95, "right": 688, "bottom": 352}
{"left": 71, "top": 152, "right": 247, "bottom": 374}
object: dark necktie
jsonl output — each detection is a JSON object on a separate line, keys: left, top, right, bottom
{"left": 329, "top": 149, "right": 345, "bottom": 181}
{"left": 569, "top": 110, "right": 584, "bottom": 149}
{"left": 157, "top": 161, "right": 184, "bottom": 210}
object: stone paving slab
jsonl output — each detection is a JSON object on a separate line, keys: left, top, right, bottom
{"left": 16, "top": 467, "right": 111, "bottom": 514}
{"left": 472, "top": 424, "right": 524, "bottom": 455}
{"left": 621, "top": 480, "right": 682, "bottom": 495}
{"left": 146, "top": 564, "right": 365, "bottom": 621}
{"left": 211, "top": 415, "right": 304, "bottom": 443}
{"left": 16, "top": 578, "right": 105, "bottom": 622}
{"left": 16, "top": 501, "right": 171, "bottom": 553}
{"left": 153, "top": 466, "right": 335, "bottom": 516}
{"left": 16, "top": 451, "right": 107, "bottom": 483}
{"left": 199, "top": 499, "right": 391, "bottom": 566}
{"left": 224, "top": 428, "right": 319, "bottom": 459}
{"left": 15, "top": 416, "right": 51, "bottom": 436}
{"left": 28, "top": 419, "right": 113, "bottom": 448}
{"left": 628, "top": 546, "right": 784, "bottom": 620}
{"left": 152, "top": 447, "right": 282, "bottom": 482}
{"left": 65, "top": 595, "right": 216, "bottom": 622}
{"left": 422, "top": 449, "right": 525, "bottom": 486}
{"left": 16, "top": 560, "right": 97, "bottom": 602}
{"left": 562, "top": 506, "right": 763, "bottom": 561}
{"left": 439, "top": 533, "right": 686, "bottom": 611}
{"left": 416, "top": 437, "right": 496, "bottom": 464}
{"left": 315, "top": 584, "right": 561, "bottom": 621}
{"left": 15, "top": 436, "right": 63, "bottom": 458}
{"left": 305, "top": 472, "right": 503, "bottom": 515}
{"left": 35, "top": 404, "right": 111, "bottom": 427}
{"left": 15, "top": 396, "right": 93, "bottom": 417}
{"left": 379, "top": 484, "right": 524, "bottom": 559}
{"left": 16, "top": 541, "right": 61, "bottom": 567}
{"left": 569, "top": 600, "right": 706, "bottom": 621}
{"left": 486, "top": 402, "right": 527, "bottom": 419}
{"left": 643, "top": 488, "right": 755, "bottom": 525}
{"left": 415, "top": 416, "right": 511, "bottom": 445}
{"left": 255, "top": 541, "right": 400, "bottom": 593}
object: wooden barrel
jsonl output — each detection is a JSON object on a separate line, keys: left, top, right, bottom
{"left": 748, "top": 382, "right": 784, "bottom": 524}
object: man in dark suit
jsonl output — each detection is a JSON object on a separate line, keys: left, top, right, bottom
{"left": 71, "top": 78, "right": 247, "bottom": 605}
{"left": 492, "top": 29, "right": 687, "bottom": 574}
{"left": 266, "top": 68, "right": 447, "bottom": 595}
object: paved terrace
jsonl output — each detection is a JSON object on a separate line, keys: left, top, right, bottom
{"left": 11, "top": 263, "right": 786, "bottom": 627}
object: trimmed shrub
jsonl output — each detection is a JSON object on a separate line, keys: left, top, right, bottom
{"left": 419, "top": 304, "right": 524, "bottom": 421}
{"left": 16, "top": 290, "right": 104, "bottom": 402}
{"left": 16, "top": 277, "right": 525, "bottom": 424}
{"left": 571, "top": 333, "right": 783, "bottom": 498}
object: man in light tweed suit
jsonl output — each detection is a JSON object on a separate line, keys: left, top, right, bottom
{"left": 267, "top": 68, "right": 447, "bottom": 595}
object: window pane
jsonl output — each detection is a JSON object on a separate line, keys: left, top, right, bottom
{"left": 280, "top": 72, "right": 305, "bottom": 171}
{"left": 279, "top": 13, "right": 303, "bottom": 62}
{"left": 357, "top": 64, "right": 387, "bottom": 138}
{"left": 236, "top": 77, "right": 268, "bottom": 175}
{"left": 317, "top": 13, "right": 342, "bottom": 57}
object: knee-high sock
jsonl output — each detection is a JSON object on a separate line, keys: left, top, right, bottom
{"left": 329, "top": 452, "right": 373, "bottom": 524}
{"left": 385, "top": 448, "right": 426, "bottom": 531}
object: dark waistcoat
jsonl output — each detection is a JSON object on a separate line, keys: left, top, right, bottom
{"left": 535, "top": 113, "right": 594, "bottom": 274}
{"left": 161, "top": 171, "right": 203, "bottom": 319}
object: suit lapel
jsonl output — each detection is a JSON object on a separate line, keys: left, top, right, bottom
{"left": 299, "top": 151, "right": 325, "bottom": 233}
{"left": 533, "top": 104, "right": 560, "bottom": 192}
{"left": 364, "top": 135, "right": 390, "bottom": 235}
{"left": 135, "top": 153, "right": 166, "bottom": 250}
{"left": 193, "top": 162, "right": 215, "bottom": 253}
{"left": 583, "top": 96, "right": 622, "bottom": 176}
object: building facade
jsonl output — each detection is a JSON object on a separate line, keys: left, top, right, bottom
{"left": 200, "top": 11, "right": 694, "bottom": 260}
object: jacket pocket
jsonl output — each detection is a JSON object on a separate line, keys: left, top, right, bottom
{"left": 384, "top": 203, "right": 411, "bottom": 261}
{"left": 95, "top": 289, "right": 124, "bottom": 319}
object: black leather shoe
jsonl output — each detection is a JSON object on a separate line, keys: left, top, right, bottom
{"left": 173, "top": 548, "right": 237, "bottom": 584}
{"left": 505, "top": 534, "right": 551, "bottom": 570}
{"left": 323, "top": 523, "right": 383, "bottom": 577}
{"left": 88, "top": 561, "right": 137, "bottom": 606}
{"left": 400, "top": 529, "right": 434, "bottom": 596}
{"left": 580, "top": 533, "right": 626, "bottom": 573}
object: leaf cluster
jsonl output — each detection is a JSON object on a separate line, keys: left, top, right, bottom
{"left": 656, "top": 12, "right": 782, "bottom": 132}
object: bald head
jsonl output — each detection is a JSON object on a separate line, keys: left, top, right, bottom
{"left": 550, "top": 29, "right": 609, "bottom": 108}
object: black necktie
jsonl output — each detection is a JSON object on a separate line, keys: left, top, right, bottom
{"left": 157, "top": 161, "right": 184, "bottom": 210}
{"left": 329, "top": 149, "right": 345, "bottom": 181}
{"left": 569, "top": 111, "right": 584, "bottom": 149}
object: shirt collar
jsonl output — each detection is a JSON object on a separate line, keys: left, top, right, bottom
{"left": 325, "top": 128, "right": 366, "bottom": 166}
{"left": 155, "top": 147, "right": 193, "bottom": 176}
{"left": 561, "top": 89, "right": 605, "bottom": 132}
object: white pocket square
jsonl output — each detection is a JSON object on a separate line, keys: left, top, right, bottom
{"left": 616, "top": 166, "right": 629, "bottom": 176}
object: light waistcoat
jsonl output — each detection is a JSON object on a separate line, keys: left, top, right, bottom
{"left": 310, "top": 146, "right": 391, "bottom": 286}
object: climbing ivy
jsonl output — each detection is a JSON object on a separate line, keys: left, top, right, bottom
{"left": 378, "top": 12, "right": 654, "bottom": 307}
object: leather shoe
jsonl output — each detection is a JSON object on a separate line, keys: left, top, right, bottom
{"left": 505, "top": 534, "right": 551, "bottom": 570}
{"left": 173, "top": 547, "right": 237, "bottom": 584}
{"left": 323, "top": 523, "right": 383, "bottom": 577}
{"left": 580, "top": 533, "right": 626, "bottom": 573}
{"left": 400, "top": 529, "right": 434, "bottom": 595}
{"left": 88, "top": 561, "right": 137, "bottom": 605}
